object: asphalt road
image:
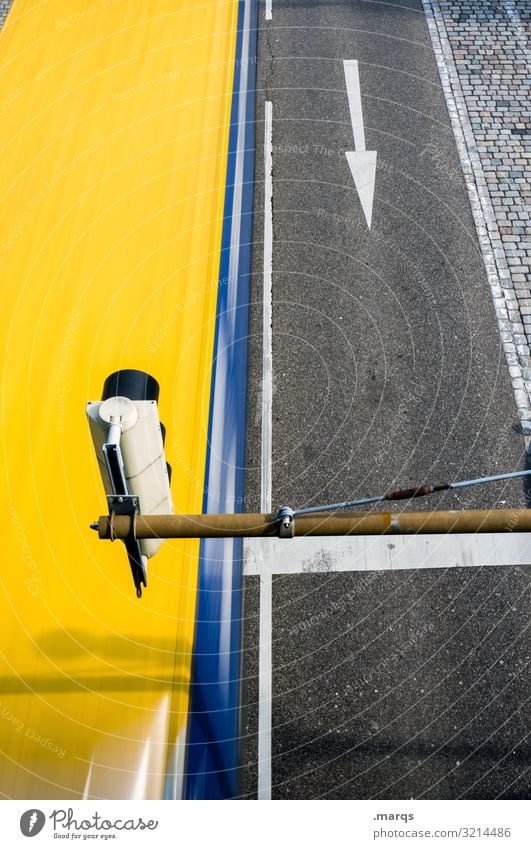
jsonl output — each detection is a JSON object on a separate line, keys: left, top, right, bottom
{"left": 241, "top": 0, "right": 530, "bottom": 799}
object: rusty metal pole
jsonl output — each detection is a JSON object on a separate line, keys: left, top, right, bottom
{"left": 94, "top": 509, "right": 531, "bottom": 541}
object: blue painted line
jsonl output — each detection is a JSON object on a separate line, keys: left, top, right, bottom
{"left": 182, "top": 0, "right": 258, "bottom": 800}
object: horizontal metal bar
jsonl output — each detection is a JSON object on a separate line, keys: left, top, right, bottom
{"left": 94, "top": 509, "right": 531, "bottom": 540}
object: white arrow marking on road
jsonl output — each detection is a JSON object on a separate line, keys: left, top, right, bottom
{"left": 343, "top": 59, "right": 377, "bottom": 229}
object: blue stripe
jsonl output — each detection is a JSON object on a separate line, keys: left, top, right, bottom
{"left": 182, "top": 0, "right": 258, "bottom": 800}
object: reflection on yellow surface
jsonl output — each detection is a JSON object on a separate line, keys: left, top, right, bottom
{"left": 0, "top": 0, "right": 237, "bottom": 798}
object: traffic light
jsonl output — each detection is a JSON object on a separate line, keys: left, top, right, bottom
{"left": 86, "top": 369, "right": 173, "bottom": 596}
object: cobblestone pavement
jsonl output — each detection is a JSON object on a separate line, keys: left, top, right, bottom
{"left": 0, "top": 0, "right": 12, "bottom": 29}
{"left": 424, "top": 1, "right": 530, "bottom": 425}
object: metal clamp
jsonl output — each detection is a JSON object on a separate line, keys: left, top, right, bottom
{"left": 277, "top": 505, "right": 295, "bottom": 539}
{"left": 106, "top": 493, "right": 140, "bottom": 520}
{"left": 106, "top": 494, "right": 146, "bottom": 597}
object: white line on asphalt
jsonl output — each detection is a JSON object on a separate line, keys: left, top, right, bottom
{"left": 257, "top": 561, "right": 273, "bottom": 800}
{"left": 265, "top": 0, "right": 272, "bottom": 21}
{"left": 257, "top": 99, "right": 274, "bottom": 801}
{"left": 261, "top": 99, "right": 273, "bottom": 517}
{"left": 343, "top": 60, "right": 377, "bottom": 229}
{"left": 344, "top": 60, "right": 366, "bottom": 152}
{"left": 244, "top": 534, "right": 531, "bottom": 575}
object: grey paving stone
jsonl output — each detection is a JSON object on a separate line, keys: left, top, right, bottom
{"left": 427, "top": 0, "right": 531, "bottom": 419}
{"left": 0, "top": 0, "right": 12, "bottom": 29}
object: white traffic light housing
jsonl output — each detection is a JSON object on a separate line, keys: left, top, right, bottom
{"left": 86, "top": 370, "right": 173, "bottom": 596}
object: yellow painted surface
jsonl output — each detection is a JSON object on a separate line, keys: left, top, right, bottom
{"left": 0, "top": 0, "right": 238, "bottom": 798}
